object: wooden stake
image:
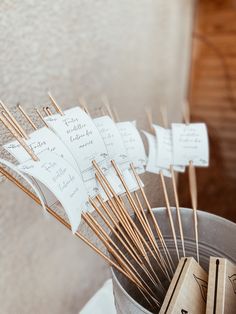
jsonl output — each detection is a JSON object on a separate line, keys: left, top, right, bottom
{"left": 130, "top": 163, "right": 175, "bottom": 277}
{"left": 48, "top": 92, "right": 64, "bottom": 116}
{"left": 170, "top": 165, "right": 186, "bottom": 257}
{"left": 0, "top": 113, "right": 39, "bottom": 161}
{"left": 79, "top": 97, "right": 90, "bottom": 116}
{"left": 160, "top": 170, "right": 180, "bottom": 262}
{"left": 0, "top": 100, "right": 29, "bottom": 139}
{"left": 101, "top": 95, "right": 115, "bottom": 121}
{"left": 82, "top": 212, "right": 160, "bottom": 307}
{"left": 146, "top": 107, "right": 181, "bottom": 264}
{"left": 94, "top": 169, "right": 167, "bottom": 283}
{"left": 90, "top": 197, "right": 165, "bottom": 293}
{"left": 17, "top": 104, "right": 37, "bottom": 130}
{"left": 183, "top": 100, "right": 199, "bottom": 263}
{"left": 35, "top": 109, "right": 49, "bottom": 128}
{"left": 111, "top": 160, "right": 172, "bottom": 279}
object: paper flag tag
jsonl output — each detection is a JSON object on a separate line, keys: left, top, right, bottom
{"left": 44, "top": 107, "right": 111, "bottom": 197}
{"left": 116, "top": 121, "right": 146, "bottom": 174}
{"left": 172, "top": 123, "right": 209, "bottom": 167}
{"left": 3, "top": 127, "right": 83, "bottom": 207}
{"left": 94, "top": 116, "right": 141, "bottom": 193}
{"left": 44, "top": 107, "right": 109, "bottom": 177}
{"left": 18, "top": 151, "right": 88, "bottom": 233}
{"left": 0, "top": 158, "right": 48, "bottom": 216}
{"left": 142, "top": 131, "right": 171, "bottom": 177}
{"left": 93, "top": 116, "right": 129, "bottom": 168}
{"left": 3, "top": 127, "right": 79, "bottom": 172}
{"left": 153, "top": 125, "right": 185, "bottom": 173}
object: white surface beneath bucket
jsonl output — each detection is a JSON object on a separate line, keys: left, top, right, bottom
{"left": 80, "top": 279, "right": 116, "bottom": 314}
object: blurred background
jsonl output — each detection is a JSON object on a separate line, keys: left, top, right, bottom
{"left": 0, "top": 1, "right": 235, "bottom": 313}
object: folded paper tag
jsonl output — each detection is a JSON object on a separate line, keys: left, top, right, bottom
{"left": 18, "top": 151, "right": 88, "bottom": 233}
{"left": 160, "top": 257, "right": 208, "bottom": 314}
{"left": 153, "top": 124, "right": 185, "bottom": 172}
{"left": 142, "top": 131, "right": 171, "bottom": 177}
{"left": 3, "top": 127, "right": 82, "bottom": 206}
{"left": 172, "top": 123, "right": 209, "bottom": 167}
{"left": 206, "top": 257, "right": 236, "bottom": 314}
{"left": 116, "top": 121, "right": 146, "bottom": 174}
{"left": 93, "top": 116, "right": 129, "bottom": 168}
{"left": 44, "top": 107, "right": 110, "bottom": 197}
{"left": 94, "top": 116, "right": 139, "bottom": 193}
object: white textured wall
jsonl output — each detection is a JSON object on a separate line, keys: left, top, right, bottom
{"left": 0, "top": 1, "right": 194, "bottom": 313}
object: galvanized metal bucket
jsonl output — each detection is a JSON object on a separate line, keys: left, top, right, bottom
{"left": 111, "top": 207, "right": 236, "bottom": 314}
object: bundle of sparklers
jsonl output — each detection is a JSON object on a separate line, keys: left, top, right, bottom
{"left": 0, "top": 94, "right": 209, "bottom": 311}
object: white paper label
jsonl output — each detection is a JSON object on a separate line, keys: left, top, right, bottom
{"left": 142, "top": 131, "right": 171, "bottom": 177}
{"left": 18, "top": 151, "right": 89, "bottom": 233}
{"left": 44, "top": 107, "right": 109, "bottom": 177}
{"left": 153, "top": 124, "right": 185, "bottom": 173}
{"left": 116, "top": 121, "right": 146, "bottom": 174}
{"left": 93, "top": 116, "right": 129, "bottom": 168}
{"left": 3, "top": 127, "right": 79, "bottom": 171}
{"left": 44, "top": 107, "right": 111, "bottom": 197}
{"left": 94, "top": 116, "right": 141, "bottom": 193}
{"left": 3, "top": 127, "right": 83, "bottom": 207}
{"left": 172, "top": 123, "right": 209, "bottom": 167}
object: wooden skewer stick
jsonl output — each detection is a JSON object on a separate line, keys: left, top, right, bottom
{"left": 0, "top": 113, "right": 39, "bottom": 161}
{"left": 48, "top": 92, "right": 64, "bottom": 116}
{"left": 0, "top": 165, "right": 154, "bottom": 305}
{"left": 95, "top": 195, "right": 143, "bottom": 265}
{"left": 95, "top": 170, "right": 165, "bottom": 282}
{"left": 160, "top": 105, "right": 186, "bottom": 257}
{"left": 17, "top": 104, "right": 37, "bottom": 130}
{"left": 95, "top": 172, "right": 148, "bottom": 259}
{"left": 170, "top": 165, "right": 185, "bottom": 257}
{"left": 0, "top": 100, "right": 29, "bottom": 139}
{"left": 82, "top": 212, "right": 161, "bottom": 304}
{"left": 96, "top": 196, "right": 165, "bottom": 290}
{"left": 101, "top": 94, "right": 115, "bottom": 121}
{"left": 94, "top": 162, "right": 170, "bottom": 280}
{"left": 35, "top": 109, "right": 49, "bottom": 128}
{"left": 45, "top": 106, "right": 53, "bottom": 116}
{"left": 82, "top": 213, "right": 160, "bottom": 308}
{"left": 159, "top": 171, "right": 180, "bottom": 262}
{"left": 90, "top": 197, "right": 165, "bottom": 293}
{"left": 111, "top": 160, "right": 172, "bottom": 279}
{"left": 43, "top": 107, "right": 50, "bottom": 116}
{"left": 183, "top": 100, "right": 199, "bottom": 263}
{"left": 130, "top": 164, "right": 175, "bottom": 277}
{"left": 1, "top": 111, "right": 24, "bottom": 138}
{"left": 145, "top": 108, "right": 178, "bottom": 269}
{"left": 79, "top": 97, "right": 90, "bottom": 116}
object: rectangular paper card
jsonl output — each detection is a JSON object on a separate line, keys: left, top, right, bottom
{"left": 153, "top": 124, "right": 185, "bottom": 173}
{"left": 18, "top": 151, "right": 89, "bottom": 233}
{"left": 44, "top": 107, "right": 110, "bottom": 197}
{"left": 44, "top": 107, "right": 109, "bottom": 177}
{"left": 142, "top": 131, "right": 171, "bottom": 177}
{"left": 206, "top": 257, "right": 236, "bottom": 314}
{"left": 160, "top": 257, "right": 208, "bottom": 314}
{"left": 3, "top": 127, "right": 79, "bottom": 172}
{"left": 116, "top": 121, "right": 146, "bottom": 174}
{"left": 94, "top": 115, "right": 140, "bottom": 193}
{"left": 3, "top": 127, "right": 83, "bottom": 207}
{"left": 172, "top": 123, "right": 209, "bottom": 167}
{"left": 93, "top": 116, "right": 129, "bottom": 169}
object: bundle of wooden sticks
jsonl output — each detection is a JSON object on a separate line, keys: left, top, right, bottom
{"left": 0, "top": 94, "right": 213, "bottom": 312}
